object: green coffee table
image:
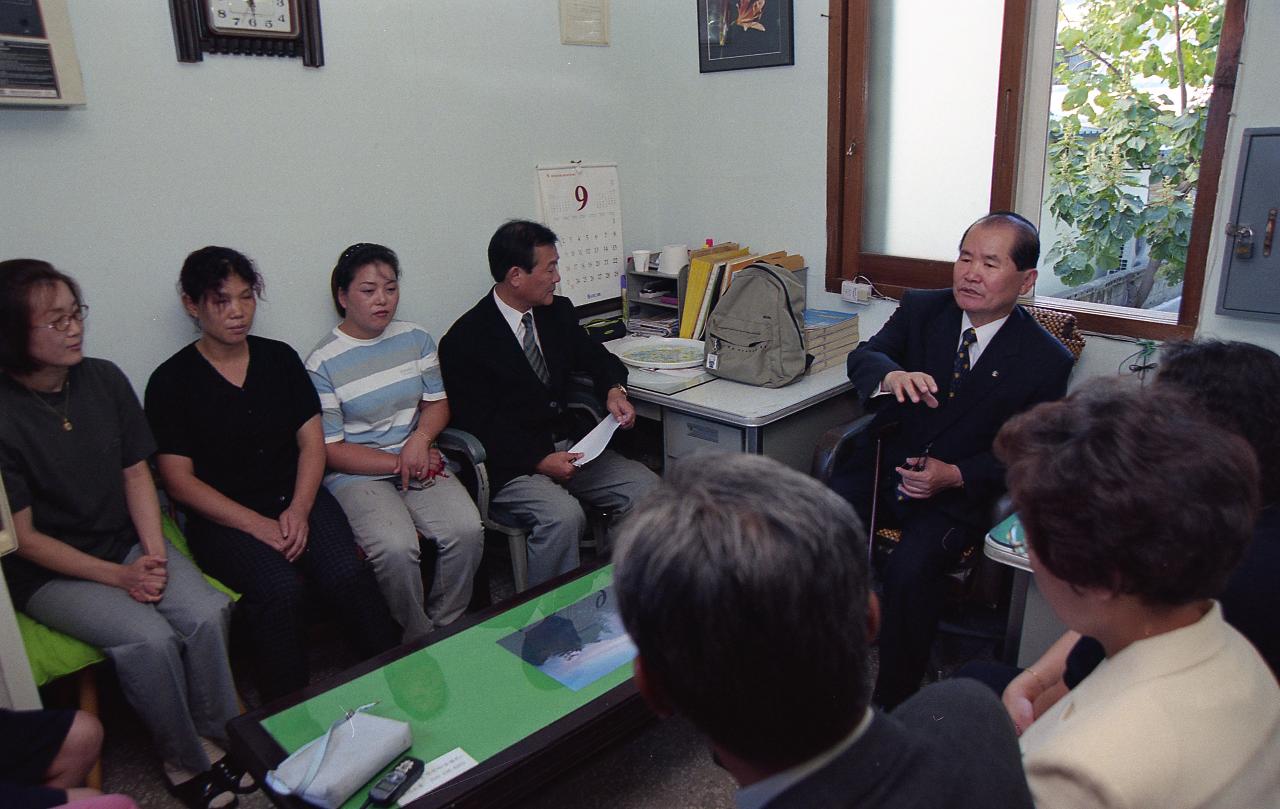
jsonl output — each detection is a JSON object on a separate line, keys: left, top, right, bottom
{"left": 228, "top": 564, "right": 650, "bottom": 808}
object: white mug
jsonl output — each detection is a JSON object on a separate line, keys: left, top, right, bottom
{"left": 658, "top": 244, "right": 690, "bottom": 276}
{"left": 632, "top": 249, "right": 653, "bottom": 273}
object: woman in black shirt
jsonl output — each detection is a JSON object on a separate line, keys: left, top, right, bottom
{"left": 146, "top": 246, "right": 398, "bottom": 702}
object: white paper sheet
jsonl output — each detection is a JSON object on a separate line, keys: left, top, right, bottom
{"left": 569, "top": 414, "right": 620, "bottom": 466}
{"left": 395, "top": 747, "right": 479, "bottom": 806}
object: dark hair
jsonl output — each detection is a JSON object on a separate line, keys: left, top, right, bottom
{"left": 613, "top": 453, "right": 872, "bottom": 768}
{"left": 959, "top": 210, "right": 1040, "bottom": 271}
{"left": 178, "top": 246, "right": 263, "bottom": 305}
{"left": 995, "top": 379, "right": 1258, "bottom": 605}
{"left": 0, "top": 259, "right": 84, "bottom": 376}
{"left": 330, "top": 243, "right": 399, "bottom": 317}
{"left": 487, "top": 220, "right": 558, "bottom": 283}
{"left": 1156, "top": 339, "right": 1280, "bottom": 505}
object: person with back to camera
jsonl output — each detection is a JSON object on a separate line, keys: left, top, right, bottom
{"left": 994, "top": 339, "right": 1280, "bottom": 738}
{"left": 0, "top": 260, "right": 246, "bottom": 809}
{"left": 832, "top": 211, "right": 1075, "bottom": 709}
{"left": 613, "top": 451, "right": 1035, "bottom": 809}
{"left": 145, "top": 246, "right": 400, "bottom": 703}
{"left": 305, "top": 243, "right": 483, "bottom": 644}
{"left": 438, "top": 219, "right": 658, "bottom": 587}
{"left": 994, "top": 379, "right": 1280, "bottom": 809}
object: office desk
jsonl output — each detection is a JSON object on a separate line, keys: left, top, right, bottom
{"left": 622, "top": 364, "right": 860, "bottom": 472}
{"left": 985, "top": 514, "right": 1066, "bottom": 667}
{"left": 228, "top": 565, "right": 649, "bottom": 809}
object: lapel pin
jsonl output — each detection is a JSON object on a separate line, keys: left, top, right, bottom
{"left": 991, "top": 370, "right": 1000, "bottom": 378}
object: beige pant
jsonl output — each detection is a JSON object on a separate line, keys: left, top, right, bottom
{"left": 328, "top": 474, "right": 483, "bottom": 644}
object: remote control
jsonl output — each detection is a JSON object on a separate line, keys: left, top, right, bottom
{"left": 367, "top": 757, "right": 424, "bottom": 807}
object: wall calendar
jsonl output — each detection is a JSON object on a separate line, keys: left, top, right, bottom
{"left": 536, "top": 162, "right": 623, "bottom": 308}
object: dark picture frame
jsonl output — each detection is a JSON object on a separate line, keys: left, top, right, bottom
{"left": 697, "top": 0, "right": 794, "bottom": 73}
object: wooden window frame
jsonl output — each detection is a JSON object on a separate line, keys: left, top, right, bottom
{"left": 826, "top": 0, "right": 1247, "bottom": 341}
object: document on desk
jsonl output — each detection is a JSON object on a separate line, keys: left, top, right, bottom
{"left": 395, "top": 747, "right": 479, "bottom": 805}
{"left": 569, "top": 414, "right": 619, "bottom": 466}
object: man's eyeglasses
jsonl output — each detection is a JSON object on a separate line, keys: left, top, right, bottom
{"left": 33, "top": 304, "right": 89, "bottom": 332}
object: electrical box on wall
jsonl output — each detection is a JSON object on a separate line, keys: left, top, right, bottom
{"left": 0, "top": 0, "right": 84, "bottom": 108}
{"left": 1217, "top": 127, "right": 1280, "bottom": 321}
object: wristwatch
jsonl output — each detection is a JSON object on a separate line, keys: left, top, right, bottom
{"left": 609, "top": 384, "right": 628, "bottom": 398}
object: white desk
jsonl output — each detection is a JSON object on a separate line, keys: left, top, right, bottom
{"left": 623, "top": 365, "right": 861, "bottom": 472}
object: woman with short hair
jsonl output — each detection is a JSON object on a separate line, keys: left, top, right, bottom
{"left": 146, "top": 246, "right": 399, "bottom": 703}
{"left": 0, "top": 259, "right": 245, "bottom": 809}
{"left": 996, "top": 380, "right": 1280, "bottom": 809}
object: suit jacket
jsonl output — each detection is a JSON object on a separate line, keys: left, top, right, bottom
{"left": 845, "top": 289, "right": 1073, "bottom": 527}
{"left": 1020, "top": 603, "right": 1280, "bottom": 809}
{"left": 439, "top": 291, "right": 627, "bottom": 490}
{"left": 764, "top": 679, "right": 1034, "bottom": 809}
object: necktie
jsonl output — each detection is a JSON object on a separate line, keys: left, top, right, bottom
{"left": 521, "top": 312, "right": 551, "bottom": 386}
{"left": 950, "top": 328, "right": 978, "bottom": 399}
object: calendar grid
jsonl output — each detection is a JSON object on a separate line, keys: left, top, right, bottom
{"left": 536, "top": 163, "right": 624, "bottom": 307}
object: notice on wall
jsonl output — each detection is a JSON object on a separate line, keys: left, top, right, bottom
{"left": 536, "top": 163, "right": 624, "bottom": 308}
{"left": 559, "top": 0, "right": 609, "bottom": 46}
{"left": 0, "top": 0, "right": 84, "bottom": 106}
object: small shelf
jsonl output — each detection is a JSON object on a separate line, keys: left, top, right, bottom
{"left": 624, "top": 267, "right": 689, "bottom": 330}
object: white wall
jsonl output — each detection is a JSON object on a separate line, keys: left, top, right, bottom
{"left": 0, "top": 2, "right": 831, "bottom": 390}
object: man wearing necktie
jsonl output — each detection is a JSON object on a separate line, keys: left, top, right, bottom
{"left": 440, "top": 220, "right": 658, "bottom": 587}
{"left": 833, "top": 212, "right": 1075, "bottom": 709}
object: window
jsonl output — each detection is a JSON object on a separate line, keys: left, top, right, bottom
{"left": 826, "top": 0, "right": 1247, "bottom": 339}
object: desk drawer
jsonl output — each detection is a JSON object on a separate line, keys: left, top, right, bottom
{"left": 664, "top": 411, "right": 745, "bottom": 459}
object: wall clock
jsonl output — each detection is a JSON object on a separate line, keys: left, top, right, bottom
{"left": 169, "top": 0, "right": 323, "bottom": 67}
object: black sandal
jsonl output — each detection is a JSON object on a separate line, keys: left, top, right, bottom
{"left": 212, "top": 755, "right": 258, "bottom": 794}
{"left": 167, "top": 769, "right": 238, "bottom": 809}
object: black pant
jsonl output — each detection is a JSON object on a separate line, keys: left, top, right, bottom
{"left": 830, "top": 436, "right": 979, "bottom": 710}
{"left": 186, "top": 487, "right": 400, "bottom": 702}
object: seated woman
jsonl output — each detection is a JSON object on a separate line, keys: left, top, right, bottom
{"left": 145, "top": 247, "right": 400, "bottom": 703}
{"left": 305, "top": 243, "right": 483, "bottom": 643}
{"left": 0, "top": 260, "right": 245, "bottom": 809}
{"left": 995, "top": 380, "right": 1280, "bottom": 809}
{"left": 1000, "top": 340, "right": 1280, "bottom": 734}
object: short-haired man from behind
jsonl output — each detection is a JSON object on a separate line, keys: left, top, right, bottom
{"left": 613, "top": 453, "right": 1034, "bottom": 809}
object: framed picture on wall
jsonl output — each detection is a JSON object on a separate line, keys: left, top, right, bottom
{"left": 697, "top": 0, "right": 794, "bottom": 73}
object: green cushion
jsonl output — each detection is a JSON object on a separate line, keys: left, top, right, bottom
{"left": 17, "top": 611, "right": 105, "bottom": 687}
{"left": 18, "top": 513, "right": 238, "bottom": 686}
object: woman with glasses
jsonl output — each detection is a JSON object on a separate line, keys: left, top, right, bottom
{"left": 305, "top": 243, "right": 483, "bottom": 644}
{"left": 0, "top": 259, "right": 246, "bottom": 809}
{"left": 145, "top": 247, "right": 400, "bottom": 704}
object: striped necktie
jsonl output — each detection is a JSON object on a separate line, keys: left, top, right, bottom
{"left": 950, "top": 327, "right": 978, "bottom": 399}
{"left": 521, "top": 312, "right": 551, "bottom": 386}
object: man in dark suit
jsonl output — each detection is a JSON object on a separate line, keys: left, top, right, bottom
{"left": 439, "top": 220, "right": 658, "bottom": 586}
{"left": 833, "top": 212, "right": 1074, "bottom": 709}
{"left": 614, "top": 453, "right": 1034, "bottom": 809}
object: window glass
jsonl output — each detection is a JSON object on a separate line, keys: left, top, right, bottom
{"left": 1035, "top": 0, "right": 1226, "bottom": 313}
{"left": 861, "top": 0, "right": 1006, "bottom": 260}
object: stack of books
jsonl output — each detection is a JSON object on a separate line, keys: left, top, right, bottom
{"left": 803, "top": 309, "right": 860, "bottom": 373}
{"left": 626, "top": 311, "right": 679, "bottom": 337}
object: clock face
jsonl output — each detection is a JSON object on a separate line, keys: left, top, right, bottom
{"left": 205, "top": 0, "right": 298, "bottom": 38}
